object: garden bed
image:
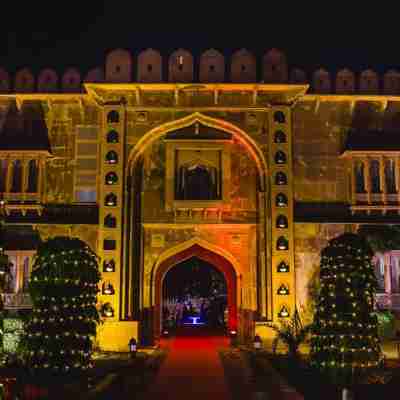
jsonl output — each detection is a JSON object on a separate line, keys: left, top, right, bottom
{"left": 247, "top": 350, "right": 399, "bottom": 400}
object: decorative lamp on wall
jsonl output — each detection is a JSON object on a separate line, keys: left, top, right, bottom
{"left": 277, "top": 284, "right": 290, "bottom": 295}
{"left": 105, "top": 193, "right": 117, "bottom": 207}
{"left": 106, "top": 130, "right": 119, "bottom": 144}
{"left": 278, "top": 305, "right": 290, "bottom": 318}
{"left": 277, "top": 261, "right": 289, "bottom": 273}
{"left": 103, "top": 260, "right": 116, "bottom": 273}
{"left": 104, "top": 214, "right": 117, "bottom": 228}
{"left": 277, "top": 236, "right": 288, "bottom": 250}
{"left": 107, "top": 110, "right": 119, "bottom": 124}
{"left": 276, "top": 215, "right": 288, "bottom": 229}
{"left": 102, "top": 282, "right": 115, "bottom": 295}
{"left": 274, "top": 130, "right": 287, "bottom": 143}
{"left": 273, "top": 111, "right": 286, "bottom": 124}
{"left": 276, "top": 193, "right": 288, "bottom": 207}
{"left": 105, "top": 172, "right": 118, "bottom": 185}
{"left": 105, "top": 150, "right": 118, "bottom": 164}
{"left": 101, "top": 303, "right": 114, "bottom": 318}
{"left": 274, "top": 150, "right": 287, "bottom": 164}
{"left": 275, "top": 172, "right": 287, "bottom": 185}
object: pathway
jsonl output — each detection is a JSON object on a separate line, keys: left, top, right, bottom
{"left": 142, "top": 327, "right": 231, "bottom": 400}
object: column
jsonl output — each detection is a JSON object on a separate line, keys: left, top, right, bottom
{"left": 379, "top": 156, "right": 387, "bottom": 205}
{"left": 385, "top": 253, "right": 392, "bottom": 295}
{"left": 363, "top": 157, "right": 371, "bottom": 205}
{"left": 38, "top": 158, "right": 45, "bottom": 202}
{"left": 396, "top": 156, "right": 400, "bottom": 206}
{"left": 21, "top": 159, "right": 29, "bottom": 200}
{"left": 5, "top": 158, "right": 13, "bottom": 195}
{"left": 350, "top": 159, "right": 356, "bottom": 204}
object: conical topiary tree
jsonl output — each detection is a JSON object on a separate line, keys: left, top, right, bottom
{"left": 310, "top": 233, "right": 382, "bottom": 384}
{"left": 24, "top": 237, "right": 101, "bottom": 381}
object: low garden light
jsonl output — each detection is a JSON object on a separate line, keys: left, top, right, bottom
{"left": 129, "top": 338, "right": 137, "bottom": 358}
{"left": 253, "top": 334, "right": 262, "bottom": 350}
{"left": 229, "top": 330, "right": 238, "bottom": 347}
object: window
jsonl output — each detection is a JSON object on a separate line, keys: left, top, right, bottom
{"left": 105, "top": 151, "right": 118, "bottom": 164}
{"left": 274, "top": 111, "right": 286, "bottom": 124}
{"left": 370, "top": 160, "right": 381, "bottom": 193}
{"left": 107, "top": 110, "right": 119, "bottom": 124}
{"left": 104, "top": 214, "right": 117, "bottom": 228}
{"left": 76, "top": 189, "right": 96, "bottom": 203}
{"left": 385, "top": 159, "right": 397, "bottom": 194}
{"left": 4, "top": 251, "right": 33, "bottom": 293}
{"left": 27, "top": 160, "right": 38, "bottom": 193}
{"left": 0, "top": 160, "right": 8, "bottom": 192}
{"left": 354, "top": 161, "right": 365, "bottom": 193}
{"left": 10, "top": 160, "right": 22, "bottom": 193}
{"left": 107, "top": 130, "right": 119, "bottom": 144}
{"left": 103, "top": 239, "right": 116, "bottom": 251}
{"left": 274, "top": 130, "right": 287, "bottom": 143}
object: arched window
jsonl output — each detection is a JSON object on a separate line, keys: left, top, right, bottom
{"left": 107, "top": 130, "right": 119, "bottom": 144}
{"left": 104, "top": 214, "right": 117, "bottom": 228}
{"left": 105, "top": 193, "right": 117, "bottom": 206}
{"left": 107, "top": 110, "right": 119, "bottom": 124}
{"left": 276, "top": 193, "right": 288, "bottom": 207}
{"left": 11, "top": 160, "right": 22, "bottom": 193}
{"left": 0, "top": 160, "right": 8, "bottom": 192}
{"left": 277, "top": 236, "right": 289, "bottom": 250}
{"left": 354, "top": 161, "right": 365, "bottom": 193}
{"left": 103, "top": 259, "right": 116, "bottom": 272}
{"left": 385, "top": 159, "right": 397, "bottom": 194}
{"left": 27, "top": 160, "right": 38, "bottom": 193}
{"left": 105, "top": 172, "right": 118, "bottom": 185}
{"left": 274, "top": 151, "right": 287, "bottom": 164}
{"left": 274, "top": 130, "right": 287, "bottom": 143}
{"left": 276, "top": 215, "right": 288, "bottom": 229}
{"left": 370, "top": 160, "right": 381, "bottom": 193}
{"left": 274, "top": 111, "right": 286, "bottom": 123}
{"left": 275, "top": 171, "right": 287, "bottom": 185}
{"left": 105, "top": 150, "right": 118, "bottom": 164}
{"left": 103, "top": 239, "right": 116, "bottom": 251}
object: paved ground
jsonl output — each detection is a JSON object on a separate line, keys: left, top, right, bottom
{"left": 141, "top": 327, "right": 231, "bottom": 400}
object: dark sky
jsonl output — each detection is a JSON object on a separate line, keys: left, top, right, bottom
{"left": 0, "top": 4, "right": 396, "bottom": 75}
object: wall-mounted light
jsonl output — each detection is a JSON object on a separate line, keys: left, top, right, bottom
{"left": 105, "top": 193, "right": 117, "bottom": 207}
{"left": 277, "top": 261, "right": 289, "bottom": 273}
{"left": 276, "top": 193, "right": 288, "bottom": 207}
{"left": 105, "top": 172, "right": 118, "bottom": 185}
{"left": 275, "top": 172, "right": 287, "bottom": 185}
{"left": 276, "top": 215, "right": 288, "bottom": 229}
{"left": 102, "top": 283, "right": 115, "bottom": 295}
{"left": 277, "top": 236, "right": 288, "bottom": 250}
{"left": 102, "top": 303, "right": 114, "bottom": 318}
{"left": 103, "top": 260, "right": 116, "bottom": 273}
{"left": 278, "top": 305, "right": 290, "bottom": 318}
{"left": 277, "top": 284, "right": 290, "bottom": 295}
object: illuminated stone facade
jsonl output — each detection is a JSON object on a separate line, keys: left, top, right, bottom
{"left": 1, "top": 48, "right": 400, "bottom": 350}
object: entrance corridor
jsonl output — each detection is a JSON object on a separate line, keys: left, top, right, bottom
{"left": 142, "top": 327, "right": 231, "bottom": 400}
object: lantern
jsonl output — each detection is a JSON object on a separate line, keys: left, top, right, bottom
{"left": 129, "top": 338, "right": 137, "bottom": 358}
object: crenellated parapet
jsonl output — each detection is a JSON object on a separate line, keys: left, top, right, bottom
{"left": 1, "top": 48, "right": 400, "bottom": 95}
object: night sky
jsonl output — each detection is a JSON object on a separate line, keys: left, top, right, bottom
{"left": 0, "top": 5, "right": 397, "bottom": 75}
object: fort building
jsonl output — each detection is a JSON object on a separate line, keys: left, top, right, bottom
{"left": 0, "top": 48, "right": 399, "bottom": 350}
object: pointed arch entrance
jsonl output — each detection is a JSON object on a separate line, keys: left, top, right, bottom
{"left": 153, "top": 243, "right": 238, "bottom": 341}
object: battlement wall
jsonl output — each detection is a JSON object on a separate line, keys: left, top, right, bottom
{"left": 0, "top": 48, "right": 399, "bottom": 95}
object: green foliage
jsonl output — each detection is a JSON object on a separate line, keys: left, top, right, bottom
{"left": 358, "top": 225, "right": 400, "bottom": 254}
{"left": 372, "top": 310, "right": 396, "bottom": 339}
{"left": 269, "top": 308, "right": 311, "bottom": 359}
{"left": 310, "top": 233, "right": 382, "bottom": 385}
{"left": 24, "top": 236, "right": 101, "bottom": 379}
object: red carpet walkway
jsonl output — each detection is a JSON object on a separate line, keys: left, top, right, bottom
{"left": 142, "top": 327, "right": 231, "bottom": 400}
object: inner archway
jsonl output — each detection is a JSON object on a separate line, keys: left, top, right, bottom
{"left": 153, "top": 243, "right": 238, "bottom": 341}
{"left": 162, "top": 257, "right": 228, "bottom": 334}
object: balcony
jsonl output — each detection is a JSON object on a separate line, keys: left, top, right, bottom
{"left": 1, "top": 292, "right": 33, "bottom": 310}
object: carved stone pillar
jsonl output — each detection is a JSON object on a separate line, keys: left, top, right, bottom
{"left": 379, "top": 156, "right": 386, "bottom": 205}
{"left": 350, "top": 158, "right": 356, "bottom": 204}
{"left": 397, "top": 156, "right": 400, "bottom": 207}
{"left": 363, "top": 157, "right": 371, "bottom": 204}
{"left": 5, "top": 158, "right": 13, "bottom": 194}
{"left": 21, "top": 159, "right": 29, "bottom": 199}
{"left": 385, "top": 254, "right": 392, "bottom": 295}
